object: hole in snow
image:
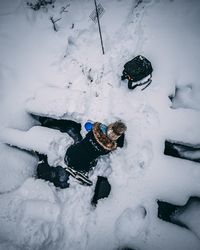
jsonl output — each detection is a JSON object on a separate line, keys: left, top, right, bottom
{"left": 164, "top": 140, "right": 200, "bottom": 163}
{"left": 157, "top": 200, "right": 182, "bottom": 225}
{"left": 118, "top": 248, "right": 136, "bottom": 250}
{"left": 169, "top": 84, "right": 200, "bottom": 111}
{"left": 158, "top": 197, "right": 200, "bottom": 234}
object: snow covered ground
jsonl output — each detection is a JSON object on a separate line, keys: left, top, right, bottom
{"left": 0, "top": 0, "right": 200, "bottom": 249}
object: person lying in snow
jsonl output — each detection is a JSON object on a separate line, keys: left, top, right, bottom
{"left": 37, "top": 118, "right": 126, "bottom": 190}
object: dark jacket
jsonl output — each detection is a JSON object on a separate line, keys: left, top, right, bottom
{"left": 64, "top": 123, "right": 118, "bottom": 173}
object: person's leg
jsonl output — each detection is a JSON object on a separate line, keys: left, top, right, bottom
{"left": 38, "top": 117, "right": 83, "bottom": 143}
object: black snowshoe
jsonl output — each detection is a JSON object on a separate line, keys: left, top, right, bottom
{"left": 121, "top": 55, "right": 153, "bottom": 90}
{"left": 63, "top": 166, "right": 93, "bottom": 186}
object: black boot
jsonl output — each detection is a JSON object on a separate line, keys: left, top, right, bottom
{"left": 37, "top": 162, "right": 70, "bottom": 189}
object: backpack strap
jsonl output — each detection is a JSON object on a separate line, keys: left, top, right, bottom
{"left": 128, "top": 74, "right": 152, "bottom": 90}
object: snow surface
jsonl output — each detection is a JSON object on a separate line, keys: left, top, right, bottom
{"left": 0, "top": 0, "right": 200, "bottom": 249}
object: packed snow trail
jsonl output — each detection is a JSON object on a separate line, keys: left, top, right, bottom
{"left": 0, "top": 0, "right": 200, "bottom": 250}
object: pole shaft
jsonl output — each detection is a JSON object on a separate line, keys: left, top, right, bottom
{"left": 94, "top": 0, "right": 105, "bottom": 55}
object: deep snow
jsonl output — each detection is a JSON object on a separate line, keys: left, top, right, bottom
{"left": 0, "top": 0, "right": 200, "bottom": 249}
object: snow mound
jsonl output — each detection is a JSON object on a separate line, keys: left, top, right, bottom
{"left": 26, "top": 86, "right": 88, "bottom": 122}
{"left": 0, "top": 178, "right": 62, "bottom": 250}
{"left": 0, "top": 126, "right": 73, "bottom": 166}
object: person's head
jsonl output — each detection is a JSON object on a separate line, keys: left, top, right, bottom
{"left": 107, "top": 121, "right": 127, "bottom": 141}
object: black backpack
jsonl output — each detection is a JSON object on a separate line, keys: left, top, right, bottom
{"left": 121, "top": 55, "right": 153, "bottom": 90}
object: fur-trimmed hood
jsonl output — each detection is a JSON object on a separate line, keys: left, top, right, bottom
{"left": 92, "top": 123, "right": 117, "bottom": 151}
